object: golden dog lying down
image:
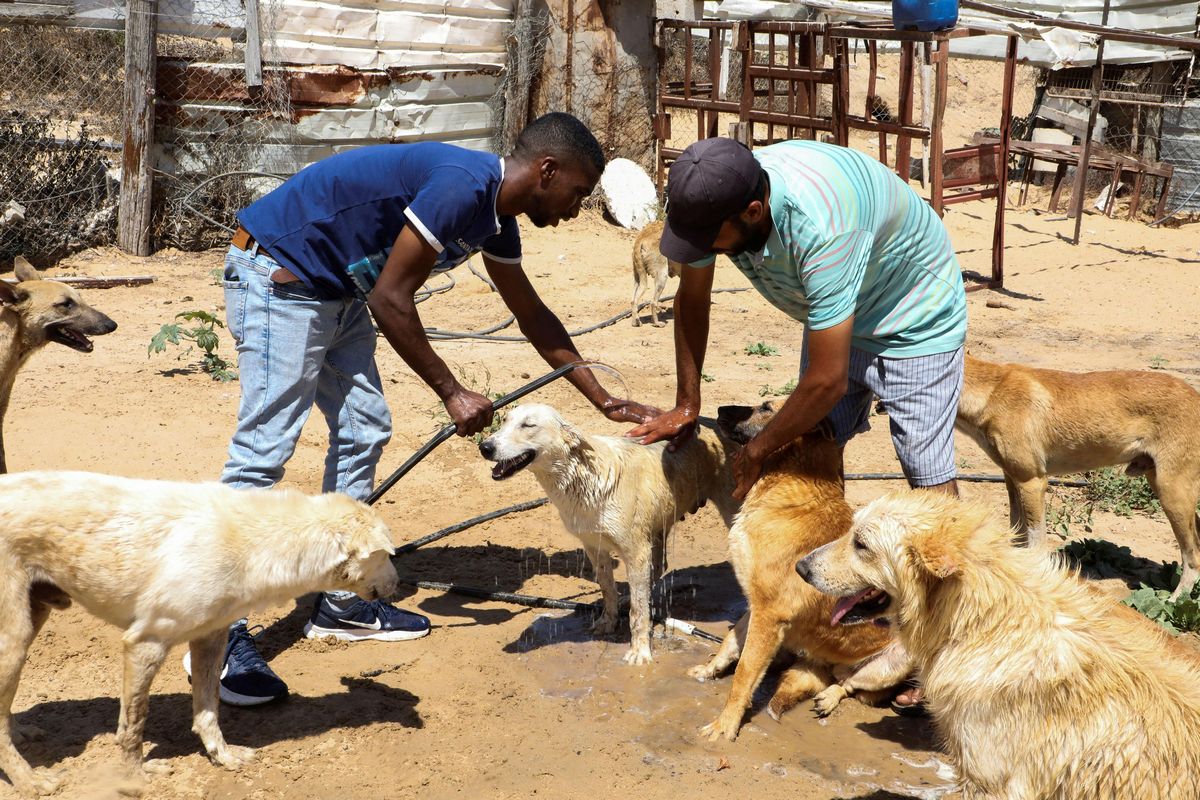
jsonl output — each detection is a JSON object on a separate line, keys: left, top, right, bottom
{"left": 0, "top": 472, "right": 398, "bottom": 795}
{"left": 689, "top": 403, "right": 906, "bottom": 741}
{"left": 799, "top": 490, "right": 1200, "bottom": 800}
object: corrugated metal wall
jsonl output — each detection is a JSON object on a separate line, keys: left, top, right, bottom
{"left": 1161, "top": 101, "right": 1200, "bottom": 214}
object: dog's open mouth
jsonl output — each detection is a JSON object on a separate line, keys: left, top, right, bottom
{"left": 830, "top": 587, "right": 892, "bottom": 626}
{"left": 490, "top": 450, "right": 535, "bottom": 480}
{"left": 47, "top": 324, "right": 94, "bottom": 353}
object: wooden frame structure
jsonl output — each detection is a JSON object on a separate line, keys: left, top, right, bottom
{"left": 655, "top": 18, "right": 1018, "bottom": 290}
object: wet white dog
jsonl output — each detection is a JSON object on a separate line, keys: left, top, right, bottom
{"left": 479, "top": 404, "right": 737, "bottom": 664}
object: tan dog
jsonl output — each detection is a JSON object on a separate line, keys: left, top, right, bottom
{"left": 478, "top": 403, "right": 737, "bottom": 664}
{"left": 0, "top": 256, "right": 117, "bottom": 473}
{"left": 630, "top": 220, "right": 681, "bottom": 327}
{"left": 689, "top": 402, "right": 907, "bottom": 741}
{"left": 958, "top": 354, "right": 1200, "bottom": 597}
{"left": 798, "top": 490, "right": 1200, "bottom": 800}
{"left": 0, "top": 472, "right": 398, "bottom": 795}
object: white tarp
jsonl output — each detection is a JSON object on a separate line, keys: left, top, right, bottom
{"left": 714, "top": 0, "right": 1196, "bottom": 67}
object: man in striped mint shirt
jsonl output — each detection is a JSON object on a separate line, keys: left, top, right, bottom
{"left": 631, "top": 136, "right": 967, "bottom": 712}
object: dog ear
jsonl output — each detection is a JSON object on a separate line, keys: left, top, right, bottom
{"left": 907, "top": 528, "right": 962, "bottom": 579}
{"left": 561, "top": 419, "right": 584, "bottom": 450}
{"left": 13, "top": 256, "right": 40, "bottom": 283}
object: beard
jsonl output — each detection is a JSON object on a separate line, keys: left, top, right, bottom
{"left": 729, "top": 214, "right": 772, "bottom": 254}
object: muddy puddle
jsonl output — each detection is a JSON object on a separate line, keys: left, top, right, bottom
{"left": 516, "top": 611, "right": 960, "bottom": 799}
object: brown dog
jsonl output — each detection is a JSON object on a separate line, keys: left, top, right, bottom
{"left": 0, "top": 257, "right": 117, "bottom": 472}
{"left": 799, "top": 490, "right": 1200, "bottom": 800}
{"left": 958, "top": 354, "right": 1200, "bottom": 597}
{"left": 689, "top": 402, "right": 907, "bottom": 741}
{"left": 630, "top": 220, "right": 680, "bottom": 327}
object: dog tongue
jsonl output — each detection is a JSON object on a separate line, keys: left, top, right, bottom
{"left": 830, "top": 588, "right": 874, "bottom": 626}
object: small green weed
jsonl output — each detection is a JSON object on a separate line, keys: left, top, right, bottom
{"left": 148, "top": 310, "right": 237, "bottom": 381}
{"left": 1046, "top": 489, "right": 1094, "bottom": 540}
{"left": 701, "top": 370, "right": 715, "bottom": 383}
{"left": 744, "top": 342, "right": 780, "bottom": 357}
{"left": 758, "top": 378, "right": 798, "bottom": 397}
{"left": 1085, "top": 467, "right": 1161, "bottom": 516}
{"left": 1149, "top": 355, "right": 1169, "bottom": 370}
{"left": 1124, "top": 580, "right": 1200, "bottom": 634}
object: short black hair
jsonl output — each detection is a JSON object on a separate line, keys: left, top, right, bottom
{"left": 722, "top": 166, "right": 769, "bottom": 225}
{"left": 511, "top": 112, "right": 605, "bottom": 175}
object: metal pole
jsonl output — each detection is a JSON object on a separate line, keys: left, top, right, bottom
{"left": 367, "top": 363, "right": 579, "bottom": 505}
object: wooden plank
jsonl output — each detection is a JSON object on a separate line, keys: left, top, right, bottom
{"left": 116, "top": 0, "right": 156, "bottom": 257}
{"left": 1070, "top": 0, "right": 1112, "bottom": 243}
{"left": 929, "top": 39, "right": 949, "bottom": 216}
{"left": 896, "top": 41, "right": 914, "bottom": 181}
{"left": 243, "top": 0, "right": 262, "bottom": 88}
{"left": 992, "top": 35, "right": 1018, "bottom": 287}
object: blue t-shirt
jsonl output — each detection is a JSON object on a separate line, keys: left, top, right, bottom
{"left": 237, "top": 142, "right": 522, "bottom": 298}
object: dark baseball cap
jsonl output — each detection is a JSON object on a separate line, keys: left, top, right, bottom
{"left": 660, "top": 137, "right": 763, "bottom": 263}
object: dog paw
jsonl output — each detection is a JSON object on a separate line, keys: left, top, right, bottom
{"left": 812, "top": 686, "right": 847, "bottom": 717}
{"left": 212, "top": 745, "right": 256, "bottom": 770}
{"left": 651, "top": 320, "right": 665, "bottom": 328}
{"left": 590, "top": 615, "right": 619, "bottom": 636}
{"left": 12, "top": 768, "right": 60, "bottom": 796}
{"left": 698, "top": 717, "right": 739, "bottom": 742}
{"left": 622, "top": 646, "right": 653, "bottom": 666}
{"left": 686, "top": 663, "right": 716, "bottom": 683}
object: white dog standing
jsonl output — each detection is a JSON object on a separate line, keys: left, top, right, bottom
{"left": 0, "top": 472, "right": 398, "bottom": 795}
{"left": 479, "top": 404, "right": 737, "bottom": 664}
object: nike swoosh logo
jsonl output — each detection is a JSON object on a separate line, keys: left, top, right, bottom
{"left": 338, "top": 617, "right": 382, "bottom": 630}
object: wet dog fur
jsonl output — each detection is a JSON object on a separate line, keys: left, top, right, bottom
{"left": 478, "top": 403, "right": 737, "bottom": 665}
{"left": 798, "top": 490, "right": 1200, "bottom": 799}
{"left": 689, "top": 402, "right": 907, "bottom": 741}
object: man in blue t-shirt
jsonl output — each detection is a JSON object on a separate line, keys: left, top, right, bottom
{"left": 195, "top": 113, "right": 658, "bottom": 707}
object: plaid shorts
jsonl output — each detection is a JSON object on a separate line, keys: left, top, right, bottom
{"left": 802, "top": 339, "right": 964, "bottom": 486}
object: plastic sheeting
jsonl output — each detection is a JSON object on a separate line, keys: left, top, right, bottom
{"left": 714, "top": 0, "right": 1196, "bottom": 66}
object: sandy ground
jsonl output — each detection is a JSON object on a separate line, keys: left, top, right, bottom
{"left": 2, "top": 176, "right": 1198, "bottom": 800}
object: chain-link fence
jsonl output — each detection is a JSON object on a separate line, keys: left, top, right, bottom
{"left": 0, "top": 23, "right": 124, "bottom": 264}
{"left": 0, "top": 0, "right": 292, "bottom": 264}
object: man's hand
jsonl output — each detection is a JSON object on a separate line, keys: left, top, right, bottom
{"left": 600, "top": 398, "right": 662, "bottom": 425}
{"left": 626, "top": 405, "right": 699, "bottom": 450}
{"left": 731, "top": 439, "right": 768, "bottom": 502}
{"left": 444, "top": 387, "right": 494, "bottom": 436}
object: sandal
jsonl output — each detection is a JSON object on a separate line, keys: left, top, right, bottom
{"left": 890, "top": 681, "right": 929, "bottom": 718}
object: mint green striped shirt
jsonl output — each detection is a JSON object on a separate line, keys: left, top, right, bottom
{"left": 693, "top": 140, "right": 967, "bottom": 357}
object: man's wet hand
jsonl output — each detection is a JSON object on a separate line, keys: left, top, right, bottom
{"left": 601, "top": 398, "right": 663, "bottom": 425}
{"left": 626, "top": 406, "right": 699, "bottom": 451}
{"left": 444, "top": 388, "right": 494, "bottom": 436}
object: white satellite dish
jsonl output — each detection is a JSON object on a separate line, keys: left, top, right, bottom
{"left": 599, "top": 158, "right": 660, "bottom": 230}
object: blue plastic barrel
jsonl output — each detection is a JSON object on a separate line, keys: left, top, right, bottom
{"left": 892, "top": 0, "right": 958, "bottom": 31}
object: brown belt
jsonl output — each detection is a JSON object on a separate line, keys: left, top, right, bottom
{"left": 231, "top": 226, "right": 300, "bottom": 283}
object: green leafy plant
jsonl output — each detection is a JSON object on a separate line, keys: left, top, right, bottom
{"left": 1045, "top": 489, "right": 1094, "bottom": 540}
{"left": 744, "top": 341, "right": 780, "bottom": 357}
{"left": 700, "top": 370, "right": 715, "bottom": 383}
{"left": 1149, "top": 355, "right": 1169, "bottom": 370}
{"left": 1085, "top": 467, "right": 1161, "bottom": 516}
{"left": 148, "top": 310, "right": 237, "bottom": 381}
{"left": 1124, "top": 582, "right": 1200, "bottom": 634}
{"left": 759, "top": 378, "right": 797, "bottom": 397}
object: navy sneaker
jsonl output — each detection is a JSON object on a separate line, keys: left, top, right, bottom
{"left": 182, "top": 622, "right": 289, "bottom": 707}
{"left": 303, "top": 595, "right": 431, "bottom": 642}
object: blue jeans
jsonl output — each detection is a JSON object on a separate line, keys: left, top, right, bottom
{"left": 220, "top": 244, "right": 392, "bottom": 501}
